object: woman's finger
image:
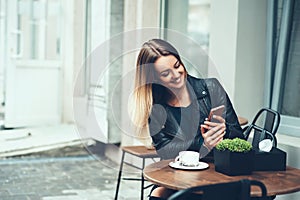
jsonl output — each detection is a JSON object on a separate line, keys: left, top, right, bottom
{"left": 200, "top": 124, "right": 209, "bottom": 134}
{"left": 211, "top": 132, "right": 226, "bottom": 146}
{"left": 204, "top": 119, "right": 226, "bottom": 127}
{"left": 206, "top": 130, "right": 226, "bottom": 147}
{"left": 207, "top": 127, "right": 225, "bottom": 141}
{"left": 204, "top": 115, "right": 225, "bottom": 125}
{"left": 212, "top": 115, "right": 226, "bottom": 123}
{"left": 204, "top": 123, "right": 225, "bottom": 135}
{"left": 212, "top": 127, "right": 226, "bottom": 140}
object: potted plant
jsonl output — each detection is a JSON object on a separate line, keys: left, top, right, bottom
{"left": 214, "top": 138, "right": 254, "bottom": 176}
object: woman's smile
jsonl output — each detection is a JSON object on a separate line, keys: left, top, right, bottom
{"left": 172, "top": 77, "right": 181, "bottom": 83}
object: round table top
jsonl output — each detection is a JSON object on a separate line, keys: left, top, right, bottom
{"left": 143, "top": 159, "right": 300, "bottom": 197}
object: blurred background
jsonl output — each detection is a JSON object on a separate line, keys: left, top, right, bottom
{"left": 0, "top": 0, "right": 299, "bottom": 199}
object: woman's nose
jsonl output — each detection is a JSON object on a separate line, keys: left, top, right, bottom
{"left": 172, "top": 69, "right": 181, "bottom": 79}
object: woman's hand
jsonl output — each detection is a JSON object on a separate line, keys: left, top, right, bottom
{"left": 200, "top": 115, "right": 226, "bottom": 150}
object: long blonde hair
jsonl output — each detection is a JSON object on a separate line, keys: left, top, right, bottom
{"left": 132, "top": 39, "right": 185, "bottom": 146}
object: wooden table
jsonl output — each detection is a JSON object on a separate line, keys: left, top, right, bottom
{"left": 143, "top": 160, "right": 300, "bottom": 197}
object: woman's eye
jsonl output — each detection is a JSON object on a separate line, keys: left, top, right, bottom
{"left": 174, "top": 61, "right": 180, "bottom": 68}
{"left": 174, "top": 64, "right": 180, "bottom": 69}
{"left": 161, "top": 72, "right": 169, "bottom": 77}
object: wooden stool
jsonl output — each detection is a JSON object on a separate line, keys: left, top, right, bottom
{"left": 114, "top": 145, "right": 160, "bottom": 200}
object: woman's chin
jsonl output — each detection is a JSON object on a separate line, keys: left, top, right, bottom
{"left": 169, "top": 83, "right": 186, "bottom": 91}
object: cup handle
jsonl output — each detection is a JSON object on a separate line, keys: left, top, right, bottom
{"left": 175, "top": 155, "right": 181, "bottom": 163}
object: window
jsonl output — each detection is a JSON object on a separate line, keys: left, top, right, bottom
{"left": 17, "top": 0, "right": 62, "bottom": 60}
{"left": 280, "top": 2, "right": 300, "bottom": 118}
{"left": 161, "top": 0, "right": 210, "bottom": 77}
{"left": 268, "top": 0, "right": 300, "bottom": 136}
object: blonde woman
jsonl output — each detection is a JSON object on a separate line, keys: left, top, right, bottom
{"left": 133, "top": 39, "right": 244, "bottom": 200}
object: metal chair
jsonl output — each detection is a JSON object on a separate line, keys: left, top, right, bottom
{"left": 114, "top": 145, "right": 160, "bottom": 200}
{"left": 168, "top": 179, "right": 267, "bottom": 200}
{"left": 243, "top": 108, "right": 280, "bottom": 150}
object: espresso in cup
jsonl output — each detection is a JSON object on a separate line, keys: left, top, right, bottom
{"left": 175, "top": 151, "right": 200, "bottom": 166}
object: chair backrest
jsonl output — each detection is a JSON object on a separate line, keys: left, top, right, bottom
{"left": 167, "top": 179, "right": 267, "bottom": 200}
{"left": 243, "top": 108, "right": 280, "bottom": 150}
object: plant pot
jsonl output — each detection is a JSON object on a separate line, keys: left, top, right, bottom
{"left": 254, "top": 147, "right": 286, "bottom": 171}
{"left": 214, "top": 149, "right": 254, "bottom": 176}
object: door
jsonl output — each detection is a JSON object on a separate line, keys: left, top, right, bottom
{"left": 3, "top": 0, "right": 63, "bottom": 127}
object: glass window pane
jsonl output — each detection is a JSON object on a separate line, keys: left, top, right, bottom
{"left": 17, "top": 0, "right": 62, "bottom": 60}
{"left": 163, "top": 0, "right": 210, "bottom": 77}
{"left": 280, "top": 1, "right": 300, "bottom": 118}
{"left": 187, "top": 0, "right": 210, "bottom": 50}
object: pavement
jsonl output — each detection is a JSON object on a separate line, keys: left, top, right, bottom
{"left": 0, "top": 143, "right": 152, "bottom": 200}
{"left": 0, "top": 125, "right": 86, "bottom": 157}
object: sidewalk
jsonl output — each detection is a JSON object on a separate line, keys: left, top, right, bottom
{"left": 0, "top": 124, "right": 85, "bottom": 157}
{"left": 0, "top": 144, "right": 152, "bottom": 200}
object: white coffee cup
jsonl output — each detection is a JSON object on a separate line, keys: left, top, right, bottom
{"left": 175, "top": 151, "right": 200, "bottom": 166}
{"left": 259, "top": 139, "right": 273, "bottom": 152}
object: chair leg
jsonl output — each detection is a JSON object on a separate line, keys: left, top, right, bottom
{"left": 141, "top": 158, "right": 145, "bottom": 200}
{"left": 114, "top": 151, "right": 125, "bottom": 200}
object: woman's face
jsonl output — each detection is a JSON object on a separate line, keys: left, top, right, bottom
{"left": 154, "top": 55, "right": 186, "bottom": 91}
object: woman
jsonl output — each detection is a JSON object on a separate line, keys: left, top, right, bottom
{"left": 132, "top": 39, "right": 244, "bottom": 199}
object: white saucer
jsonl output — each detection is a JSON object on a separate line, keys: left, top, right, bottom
{"left": 169, "top": 161, "right": 209, "bottom": 170}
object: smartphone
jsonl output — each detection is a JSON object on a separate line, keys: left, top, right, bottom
{"left": 208, "top": 105, "right": 225, "bottom": 123}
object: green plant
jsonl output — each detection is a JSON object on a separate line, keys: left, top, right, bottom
{"left": 216, "top": 138, "right": 252, "bottom": 153}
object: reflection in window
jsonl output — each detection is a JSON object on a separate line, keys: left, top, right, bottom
{"left": 280, "top": 0, "right": 300, "bottom": 118}
{"left": 187, "top": 0, "right": 210, "bottom": 51}
{"left": 162, "top": 0, "right": 210, "bottom": 77}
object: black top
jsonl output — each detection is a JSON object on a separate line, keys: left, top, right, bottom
{"left": 166, "top": 102, "right": 203, "bottom": 152}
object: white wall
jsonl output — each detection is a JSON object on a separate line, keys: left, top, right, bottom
{"left": 209, "top": 0, "right": 239, "bottom": 99}
{"left": 209, "top": 0, "right": 266, "bottom": 120}
{"left": 234, "top": 0, "right": 267, "bottom": 120}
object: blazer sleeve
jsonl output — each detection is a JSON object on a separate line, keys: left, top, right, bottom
{"left": 205, "top": 78, "right": 244, "bottom": 139}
